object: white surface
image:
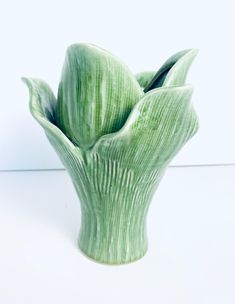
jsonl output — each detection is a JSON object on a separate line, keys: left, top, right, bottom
{"left": 0, "top": 0, "right": 234, "bottom": 170}
{"left": 0, "top": 165, "right": 234, "bottom": 304}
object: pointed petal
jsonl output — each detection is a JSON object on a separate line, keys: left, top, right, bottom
{"left": 92, "top": 85, "right": 199, "bottom": 172}
{"left": 56, "top": 43, "right": 143, "bottom": 149}
{"left": 144, "top": 49, "right": 198, "bottom": 92}
{"left": 22, "top": 78, "right": 82, "bottom": 163}
{"left": 135, "top": 71, "right": 156, "bottom": 88}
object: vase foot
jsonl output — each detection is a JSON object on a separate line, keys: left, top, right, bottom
{"left": 78, "top": 242, "right": 148, "bottom": 265}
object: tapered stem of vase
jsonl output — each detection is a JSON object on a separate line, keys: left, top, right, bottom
{"left": 78, "top": 203, "right": 148, "bottom": 264}
{"left": 67, "top": 154, "right": 164, "bottom": 264}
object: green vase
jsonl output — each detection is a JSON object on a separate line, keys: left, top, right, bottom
{"left": 23, "top": 43, "right": 199, "bottom": 264}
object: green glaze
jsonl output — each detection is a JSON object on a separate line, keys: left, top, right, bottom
{"left": 22, "top": 44, "right": 199, "bottom": 264}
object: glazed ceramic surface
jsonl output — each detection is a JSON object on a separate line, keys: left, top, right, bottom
{"left": 23, "top": 44, "right": 199, "bottom": 264}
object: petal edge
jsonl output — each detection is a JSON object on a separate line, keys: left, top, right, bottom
{"left": 144, "top": 49, "right": 198, "bottom": 92}
{"left": 22, "top": 78, "right": 82, "bottom": 161}
{"left": 91, "top": 85, "right": 199, "bottom": 171}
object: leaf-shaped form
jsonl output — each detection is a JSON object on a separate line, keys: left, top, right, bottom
{"left": 144, "top": 49, "right": 198, "bottom": 92}
{"left": 22, "top": 78, "right": 82, "bottom": 165}
{"left": 92, "top": 85, "right": 199, "bottom": 172}
{"left": 135, "top": 71, "right": 155, "bottom": 89}
{"left": 56, "top": 43, "right": 143, "bottom": 149}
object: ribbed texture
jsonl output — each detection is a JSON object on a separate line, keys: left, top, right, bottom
{"left": 79, "top": 154, "right": 165, "bottom": 263}
{"left": 23, "top": 45, "right": 199, "bottom": 264}
{"left": 93, "top": 86, "right": 199, "bottom": 172}
{"left": 56, "top": 44, "right": 143, "bottom": 149}
{"left": 45, "top": 143, "right": 166, "bottom": 264}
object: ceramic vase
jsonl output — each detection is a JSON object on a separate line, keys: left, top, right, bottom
{"left": 23, "top": 44, "right": 199, "bottom": 264}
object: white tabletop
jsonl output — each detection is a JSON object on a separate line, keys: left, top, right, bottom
{"left": 0, "top": 165, "right": 234, "bottom": 304}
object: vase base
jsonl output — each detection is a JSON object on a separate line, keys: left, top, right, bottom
{"left": 78, "top": 243, "right": 148, "bottom": 265}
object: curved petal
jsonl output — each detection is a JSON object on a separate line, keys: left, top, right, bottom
{"left": 91, "top": 85, "right": 199, "bottom": 172}
{"left": 56, "top": 43, "right": 143, "bottom": 149}
{"left": 135, "top": 71, "right": 155, "bottom": 89}
{"left": 144, "top": 49, "right": 198, "bottom": 92}
{"left": 22, "top": 78, "right": 82, "bottom": 164}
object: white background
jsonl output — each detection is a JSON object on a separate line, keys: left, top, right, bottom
{"left": 0, "top": 1, "right": 234, "bottom": 304}
{"left": 0, "top": 0, "right": 233, "bottom": 170}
